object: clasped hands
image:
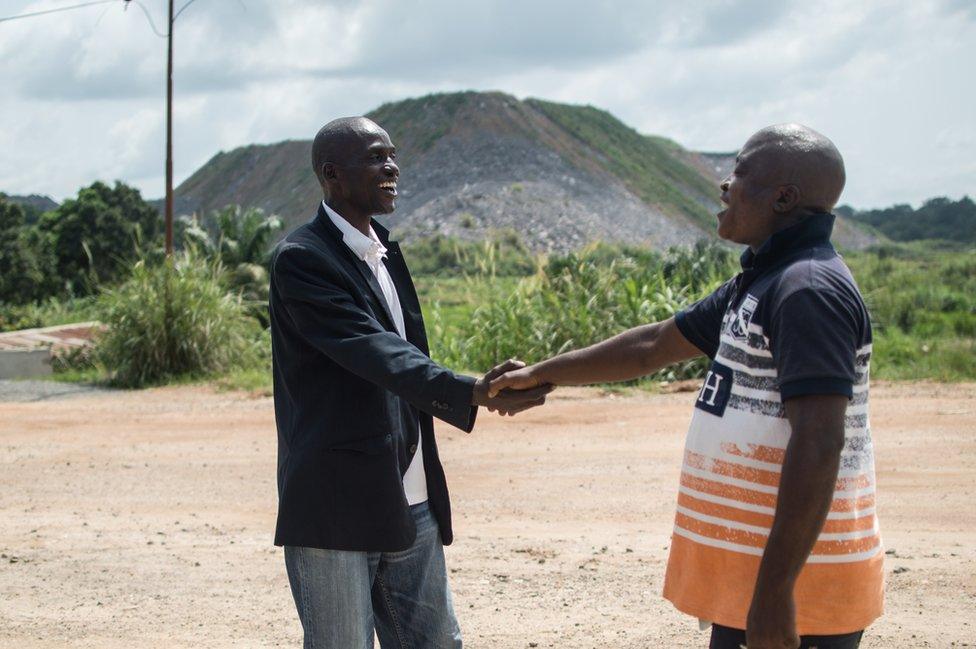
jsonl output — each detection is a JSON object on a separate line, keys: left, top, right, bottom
{"left": 471, "top": 358, "right": 549, "bottom": 416}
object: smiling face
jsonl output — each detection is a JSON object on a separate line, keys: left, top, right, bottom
{"left": 319, "top": 118, "right": 399, "bottom": 223}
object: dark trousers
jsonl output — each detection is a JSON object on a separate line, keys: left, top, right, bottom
{"left": 710, "top": 624, "right": 863, "bottom": 649}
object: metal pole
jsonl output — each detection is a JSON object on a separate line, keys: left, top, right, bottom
{"left": 164, "top": 0, "right": 174, "bottom": 256}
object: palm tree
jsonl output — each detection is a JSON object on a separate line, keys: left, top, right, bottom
{"left": 176, "top": 205, "right": 283, "bottom": 324}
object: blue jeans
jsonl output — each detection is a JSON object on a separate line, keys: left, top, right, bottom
{"left": 284, "top": 502, "right": 462, "bottom": 648}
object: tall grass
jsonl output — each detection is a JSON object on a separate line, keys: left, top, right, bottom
{"left": 95, "top": 251, "right": 262, "bottom": 388}
{"left": 429, "top": 241, "right": 737, "bottom": 382}
{"left": 845, "top": 244, "right": 976, "bottom": 380}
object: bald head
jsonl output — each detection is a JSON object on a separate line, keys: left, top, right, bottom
{"left": 740, "top": 123, "right": 846, "bottom": 212}
{"left": 311, "top": 116, "right": 389, "bottom": 187}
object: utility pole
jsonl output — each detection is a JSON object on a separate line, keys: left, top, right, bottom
{"left": 165, "top": 0, "right": 175, "bottom": 256}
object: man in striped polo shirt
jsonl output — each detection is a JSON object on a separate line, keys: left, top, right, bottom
{"left": 488, "top": 124, "right": 882, "bottom": 648}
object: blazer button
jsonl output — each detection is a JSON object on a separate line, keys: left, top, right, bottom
{"left": 409, "top": 444, "right": 418, "bottom": 454}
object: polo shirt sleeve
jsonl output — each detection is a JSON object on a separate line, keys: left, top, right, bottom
{"left": 768, "top": 287, "right": 860, "bottom": 401}
{"left": 675, "top": 279, "right": 735, "bottom": 359}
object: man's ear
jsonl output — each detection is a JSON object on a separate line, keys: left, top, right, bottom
{"left": 323, "top": 162, "right": 337, "bottom": 181}
{"left": 773, "top": 184, "right": 801, "bottom": 213}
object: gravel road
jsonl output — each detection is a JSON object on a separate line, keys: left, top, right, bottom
{"left": 0, "top": 379, "right": 114, "bottom": 402}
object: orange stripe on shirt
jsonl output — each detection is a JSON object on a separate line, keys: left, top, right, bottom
{"left": 674, "top": 511, "right": 767, "bottom": 549}
{"left": 679, "top": 473, "right": 779, "bottom": 508}
{"left": 685, "top": 450, "right": 781, "bottom": 487}
{"left": 835, "top": 473, "right": 874, "bottom": 491}
{"left": 811, "top": 534, "right": 882, "bottom": 556}
{"left": 679, "top": 491, "right": 876, "bottom": 536}
{"left": 821, "top": 514, "right": 877, "bottom": 534}
{"left": 663, "top": 533, "right": 885, "bottom": 635}
{"left": 677, "top": 491, "right": 775, "bottom": 529}
{"left": 689, "top": 450, "right": 873, "bottom": 493}
{"left": 721, "top": 442, "right": 786, "bottom": 464}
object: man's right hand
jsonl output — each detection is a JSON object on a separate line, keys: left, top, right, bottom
{"left": 472, "top": 359, "right": 553, "bottom": 416}
{"left": 486, "top": 363, "right": 541, "bottom": 397}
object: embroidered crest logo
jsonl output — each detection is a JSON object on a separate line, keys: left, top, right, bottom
{"left": 728, "top": 294, "right": 759, "bottom": 341}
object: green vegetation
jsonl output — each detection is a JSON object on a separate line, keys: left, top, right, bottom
{"left": 368, "top": 91, "right": 473, "bottom": 154}
{"left": 1, "top": 187, "right": 280, "bottom": 390}
{"left": 845, "top": 242, "right": 976, "bottom": 381}
{"left": 39, "top": 181, "right": 161, "bottom": 295}
{"left": 3, "top": 171, "right": 973, "bottom": 393}
{"left": 0, "top": 196, "right": 51, "bottom": 305}
{"left": 94, "top": 252, "right": 263, "bottom": 388}
{"left": 177, "top": 205, "right": 283, "bottom": 324}
{"left": 402, "top": 231, "right": 538, "bottom": 277}
{"left": 424, "top": 241, "right": 737, "bottom": 383}
{"left": 838, "top": 196, "right": 975, "bottom": 243}
{"left": 413, "top": 237, "right": 975, "bottom": 384}
{"left": 0, "top": 296, "right": 100, "bottom": 332}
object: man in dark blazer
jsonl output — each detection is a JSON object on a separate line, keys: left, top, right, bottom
{"left": 269, "top": 116, "right": 551, "bottom": 648}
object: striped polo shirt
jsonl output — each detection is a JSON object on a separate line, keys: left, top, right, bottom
{"left": 665, "top": 213, "right": 883, "bottom": 635}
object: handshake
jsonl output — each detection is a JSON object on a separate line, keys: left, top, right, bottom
{"left": 471, "top": 358, "right": 551, "bottom": 416}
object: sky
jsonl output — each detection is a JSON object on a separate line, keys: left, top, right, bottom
{"left": 1, "top": 0, "right": 973, "bottom": 210}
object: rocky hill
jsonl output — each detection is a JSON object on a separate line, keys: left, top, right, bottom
{"left": 172, "top": 91, "right": 877, "bottom": 251}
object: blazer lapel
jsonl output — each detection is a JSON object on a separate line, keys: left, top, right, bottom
{"left": 377, "top": 235, "right": 429, "bottom": 355}
{"left": 312, "top": 207, "right": 399, "bottom": 334}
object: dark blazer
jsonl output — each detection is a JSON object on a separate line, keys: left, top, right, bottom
{"left": 269, "top": 203, "right": 477, "bottom": 552}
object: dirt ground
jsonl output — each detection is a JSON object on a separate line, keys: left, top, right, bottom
{"left": 1, "top": 382, "right": 974, "bottom": 648}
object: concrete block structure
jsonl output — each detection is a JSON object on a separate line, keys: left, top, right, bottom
{"left": 0, "top": 322, "right": 100, "bottom": 380}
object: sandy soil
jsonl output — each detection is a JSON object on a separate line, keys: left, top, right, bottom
{"left": 1, "top": 382, "right": 974, "bottom": 648}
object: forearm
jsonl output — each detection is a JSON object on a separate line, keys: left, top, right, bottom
{"left": 753, "top": 428, "right": 842, "bottom": 597}
{"left": 529, "top": 318, "right": 699, "bottom": 386}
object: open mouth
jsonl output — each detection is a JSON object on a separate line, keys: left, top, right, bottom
{"left": 379, "top": 180, "right": 398, "bottom": 196}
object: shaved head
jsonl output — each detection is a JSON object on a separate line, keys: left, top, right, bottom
{"left": 741, "top": 123, "right": 846, "bottom": 212}
{"left": 310, "top": 116, "right": 399, "bottom": 227}
{"left": 311, "top": 116, "right": 389, "bottom": 187}
{"left": 718, "top": 124, "right": 847, "bottom": 248}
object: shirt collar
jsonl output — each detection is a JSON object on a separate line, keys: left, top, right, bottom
{"left": 322, "top": 200, "right": 387, "bottom": 264}
{"left": 740, "top": 212, "right": 836, "bottom": 271}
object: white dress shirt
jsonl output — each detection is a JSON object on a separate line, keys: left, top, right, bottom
{"left": 323, "top": 202, "right": 428, "bottom": 505}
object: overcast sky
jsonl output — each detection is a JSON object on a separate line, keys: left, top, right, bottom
{"left": 1, "top": 0, "right": 973, "bottom": 209}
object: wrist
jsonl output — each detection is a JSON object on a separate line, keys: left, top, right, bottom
{"left": 525, "top": 363, "right": 547, "bottom": 388}
{"left": 471, "top": 376, "right": 488, "bottom": 406}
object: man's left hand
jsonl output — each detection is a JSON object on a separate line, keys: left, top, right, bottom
{"left": 745, "top": 588, "right": 800, "bottom": 649}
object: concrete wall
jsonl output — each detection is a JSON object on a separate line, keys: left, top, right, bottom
{"left": 0, "top": 349, "right": 52, "bottom": 379}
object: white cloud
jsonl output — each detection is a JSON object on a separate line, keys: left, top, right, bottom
{"left": 0, "top": 0, "right": 972, "bottom": 208}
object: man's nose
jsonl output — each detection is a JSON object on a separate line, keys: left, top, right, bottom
{"left": 384, "top": 160, "right": 399, "bottom": 176}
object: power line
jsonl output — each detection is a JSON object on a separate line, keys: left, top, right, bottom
{"left": 173, "top": 0, "right": 201, "bottom": 22}
{"left": 0, "top": 0, "right": 118, "bottom": 24}
{"left": 129, "top": 0, "right": 167, "bottom": 37}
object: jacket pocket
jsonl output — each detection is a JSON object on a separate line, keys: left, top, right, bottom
{"left": 328, "top": 433, "right": 393, "bottom": 455}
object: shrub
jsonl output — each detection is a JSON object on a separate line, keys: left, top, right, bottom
{"left": 95, "top": 251, "right": 260, "bottom": 388}
{"left": 403, "top": 233, "right": 538, "bottom": 277}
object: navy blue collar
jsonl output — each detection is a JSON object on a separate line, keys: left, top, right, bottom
{"left": 740, "top": 212, "right": 836, "bottom": 271}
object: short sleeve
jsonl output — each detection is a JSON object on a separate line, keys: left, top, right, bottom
{"left": 768, "top": 288, "right": 861, "bottom": 400}
{"left": 675, "top": 279, "right": 736, "bottom": 358}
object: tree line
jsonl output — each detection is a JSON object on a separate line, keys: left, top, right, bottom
{"left": 0, "top": 182, "right": 282, "bottom": 308}
{"left": 838, "top": 196, "right": 976, "bottom": 243}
